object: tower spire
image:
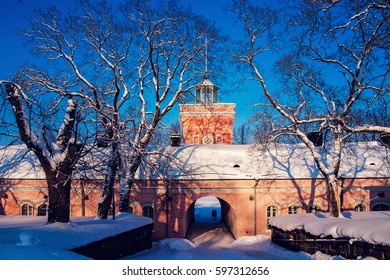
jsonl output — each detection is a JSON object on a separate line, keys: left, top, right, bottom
{"left": 204, "top": 36, "right": 209, "bottom": 79}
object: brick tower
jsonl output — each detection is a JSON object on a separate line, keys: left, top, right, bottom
{"left": 179, "top": 75, "right": 235, "bottom": 144}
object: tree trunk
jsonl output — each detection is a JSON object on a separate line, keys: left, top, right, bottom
{"left": 97, "top": 144, "right": 119, "bottom": 219}
{"left": 46, "top": 175, "right": 72, "bottom": 223}
{"left": 327, "top": 175, "right": 341, "bottom": 217}
{"left": 119, "top": 154, "right": 142, "bottom": 212}
{"left": 97, "top": 179, "right": 114, "bottom": 219}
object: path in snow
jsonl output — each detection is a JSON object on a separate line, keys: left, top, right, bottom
{"left": 186, "top": 222, "right": 235, "bottom": 248}
{"left": 123, "top": 220, "right": 311, "bottom": 260}
{"left": 122, "top": 197, "right": 312, "bottom": 260}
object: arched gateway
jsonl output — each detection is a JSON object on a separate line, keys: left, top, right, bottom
{"left": 127, "top": 176, "right": 251, "bottom": 241}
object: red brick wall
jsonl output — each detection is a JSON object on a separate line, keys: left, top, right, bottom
{"left": 1, "top": 177, "right": 389, "bottom": 241}
{"left": 179, "top": 103, "right": 235, "bottom": 144}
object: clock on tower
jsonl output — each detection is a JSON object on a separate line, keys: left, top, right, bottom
{"left": 202, "top": 134, "right": 214, "bottom": 144}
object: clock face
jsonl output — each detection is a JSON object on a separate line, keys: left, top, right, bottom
{"left": 202, "top": 134, "right": 214, "bottom": 144}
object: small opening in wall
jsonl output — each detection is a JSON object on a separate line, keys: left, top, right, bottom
{"left": 233, "top": 164, "right": 240, "bottom": 168}
{"left": 369, "top": 162, "right": 376, "bottom": 166}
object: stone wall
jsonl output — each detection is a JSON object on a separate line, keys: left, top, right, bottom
{"left": 71, "top": 223, "right": 153, "bottom": 260}
{"left": 271, "top": 226, "right": 390, "bottom": 260}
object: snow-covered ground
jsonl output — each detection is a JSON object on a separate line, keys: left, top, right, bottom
{"left": 0, "top": 212, "right": 152, "bottom": 260}
{"left": 0, "top": 197, "right": 312, "bottom": 260}
{"left": 1, "top": 203, "right": 389, "bottom": 280}
{"left": 2, "top": 197, "right": 388, "bottom": 261}
{"left": 124, "top": 196, "right": 313, "bottom": 260}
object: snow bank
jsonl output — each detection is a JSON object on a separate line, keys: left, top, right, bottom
{"left": 0, "top": 213, "right": 152, "bottom": 259}
{"left": 159, "top": 238, "right": 196, "bottom": 251}
{"left": 269, "top": 211, "right": 390, "bottom": 246}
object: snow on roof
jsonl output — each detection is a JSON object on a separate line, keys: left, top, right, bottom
{"left": 269, "top": 211, "right": 390, "bottom": 246}
{"left": 161, "top": 141, "right": 389, "bottom": 180}
{"left": 0, "top": 145, "right": 46, "bottom": 179}
{"left": 1, "top": 141, "right": 389, "bottom": 181}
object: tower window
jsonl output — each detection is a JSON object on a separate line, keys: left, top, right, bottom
{"left": 193, "top": 135, "right": 199, "bottom": 144}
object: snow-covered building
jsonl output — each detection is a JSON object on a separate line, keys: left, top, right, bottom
{"left": 1, "top": 140, "right": 389, "bottom": 241}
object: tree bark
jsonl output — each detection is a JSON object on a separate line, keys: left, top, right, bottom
{"left": 46, "top": 175, "right": 72, "bottom": 223}
{"left": 97, "top": 144, "right": 119, "bottom": 219}
{"left": 327, "top": 175, "right": 341, "bottom": 217}
{"left": 119, "top": 154, "right": 142, "bottom": 212}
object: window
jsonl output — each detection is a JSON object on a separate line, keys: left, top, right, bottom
{"left": 193, "top": 135, "right": 199, "bottom": 144}
{"left": 21, "top": 204, "right": 33, "bottom": 216}
{"left": 37, "top": 204, "right": 47, "bottom": 216}
{"left": 372, "top": 204, "right": 390, "bottom": 211}
{"left": 266, "top": 205, "right": 278, "bottom": 229}
{"left": 354, "top": 204, "right": 366, "bottom": 212}
{"left": 288, "top": 205, "right": 300, "bottom": 214}
{"left": 142, "top": 205, "right": 154, "bottom": 221}
{"left": 308, "top": 205, "right": 322, "bottom": 213}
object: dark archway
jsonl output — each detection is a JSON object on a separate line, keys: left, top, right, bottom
{"left": 184, "top": 196, "right": 237, "bottom": 244}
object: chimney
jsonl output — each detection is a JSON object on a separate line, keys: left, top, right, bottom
{"left": 170, "top": 133, "right": 181, "bottom": 147}
{"left": 307, "top": 131, "right": 323, "bottom": 147}
{"left": 379, "top": 133, "right": 390, "bottom": 146}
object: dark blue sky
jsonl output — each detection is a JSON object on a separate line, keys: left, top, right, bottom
{"left": 0, "top": 0, "right": 279, "bottom": 129}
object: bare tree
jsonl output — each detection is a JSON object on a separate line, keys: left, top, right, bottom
{"left": 19, "top": 0, "right": 220, "bottom": 218}
{"left": 234, "top": 123, "right": 252, "bottom": 144}
{"left": 0, "top": 71, "right": 84, "bottom": 223}
{"left": 231, "top": 0, "right": 390, "bottom": 217}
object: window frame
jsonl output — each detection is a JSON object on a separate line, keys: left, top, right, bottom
{"left": 21, "top": 204, "right": 33, "bottom": 216}
{"left": 266, "top": 205, "right": 278, "bottom": 229}
{"left": 288, "top": 205, "right": 300, "bottom": 214}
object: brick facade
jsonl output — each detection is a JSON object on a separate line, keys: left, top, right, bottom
{"left": 179, "top": 103, "right": 236, "bottom": 144}
{"left": 1, "top": 176, "right": 389, "bottom": 241}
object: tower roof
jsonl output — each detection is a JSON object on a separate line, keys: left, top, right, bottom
{"left": 194, "top": 75, "right": 219, "bottom": 91}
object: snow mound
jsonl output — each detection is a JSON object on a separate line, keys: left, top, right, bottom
{"left": 159, "top": 238, "right": 196, "bottom": 251}
{"left": 310, "top": 251, "right": 344, "bottom": 260}
{"left": 270, "top": 211, "right": 390, "bottom": 246}
{"left": 17, "top": 231, "right": 43, "bottom": 246}
{"left": 231, "top": 235, "right": 270, "bottom": 248}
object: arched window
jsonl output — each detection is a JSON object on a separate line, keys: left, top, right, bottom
{"left": 372, "top": 204, "right": 390, "bottom": 211}
{"left": 354, "top": 204, "right": 366, "bottom": 212}
{"left": 21, "top": 204, "right": 33, "bottom": 216}
{"left": 142, "top": 205, "right": 154, "bottom": 221}
{"left": 266, "top": 205, "right": 278, "bottom": 229}
{"left": 308, "top": 205, "right": 322, "bottom": 213}
{"left": 37, "top": 204, "right": 47, "bottom": 216}
{"left": 288, "top": 205, "right": 300, "bottom": 214}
